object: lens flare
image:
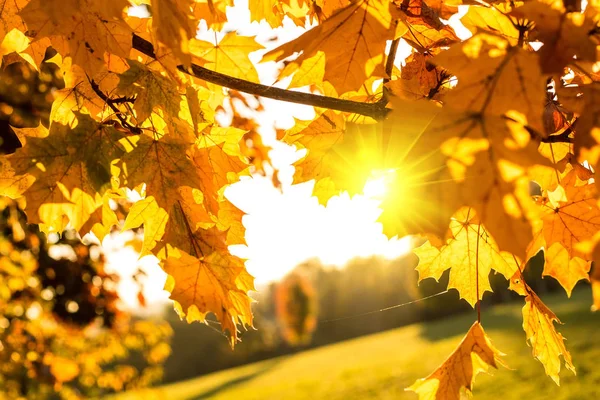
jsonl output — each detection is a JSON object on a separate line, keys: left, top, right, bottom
{"left": 363, "top": 169, "right": 398, "bottom": 200}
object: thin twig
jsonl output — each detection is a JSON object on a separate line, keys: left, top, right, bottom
{"left": 131, "top": 34, "right": 390, "bottom": 120}
{"left": 87, "top": 77, "right": 142, "bottom": 134}
{"left": 380, "top": 38, "right": 401, "bottom": 105}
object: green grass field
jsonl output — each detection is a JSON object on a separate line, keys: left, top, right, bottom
{"left": 117, "top": 288, "right": 600, "bottom": 400}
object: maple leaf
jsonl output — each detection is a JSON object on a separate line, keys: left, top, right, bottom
{"left": 407, "top": 321, "right": 505, "bottom": 400}
{"left": 557, "top": 82, "right": 600, "bottom": 161}
{"left": 413, "top": 207, "right": 519, "bottom": 306}
{"left": 263, "top": 0, "right": 402, "bottom": 94}
{"left": 150, "top": 0, "right": 197, "bottom": 64}
{"left": 399, "top": 0, "right": 460, "bottom": 49}
{"left": 511, "top": 1, "right": 598, "bottom": 74}
{"left": 122, "top": 196, "right": 169, "bottom": 256}
{"left": 534, "top": 170, "right": 599, "bottom": 294}
{"left": 248, "top": 0, "right": 283, "bottom": 28}
{"left": 522, "top": 291, "right": 576, "bottom": 384}
{"left": 386, "top": 35, "right": 551, "bottom": 256}
{"left": 1, "top": 114, "right": 122, "bottom": 226}
{"left": 162, "top": 246, "right": 254, "bottom": 347}
{"left": 0, "top": 0, "right": 28, "bottom": 41}
{"left": 21, "top": 0, "right": 132, "bottom": 73}
{"left": 432, "top": 33, "right": 546, "bottom": 133}
{"left": 399, "top": 51, "right": 448, "bottom": 99}
{"left": 191, "top": 142, "right": 248, "bottom": 215}
{"left": 543, "top": 243, "right": 590, "bottom": 296}
{"left": 190, "top": 33, "right": 264, "bottom": 82}
{"left": 191, "top": 0, "right": 232, "bottom": 29}
{"left": 119, "top": 131, "right": 202, "bottom": 213}
{"left": 461, "top": 4, "right": 519, "bottom": 44}
{"left": 117, "top": 59, "right": 182, "bottom": 123}
{"left": 541, "top": 170, "right": 600, "bottom": 255}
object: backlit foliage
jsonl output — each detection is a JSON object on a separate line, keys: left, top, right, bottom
{"left": 0, "top": 0, "right": 599, "bottom": 397}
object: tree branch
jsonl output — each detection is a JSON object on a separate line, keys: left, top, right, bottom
{"left": 131, "top": 34, "right": 390, "bottom": 120}
{"left": 380, "top": 38, "right": 401, "bottom": 105}
{"left": 540, "top": 129, "right": 574, "bottom": 143}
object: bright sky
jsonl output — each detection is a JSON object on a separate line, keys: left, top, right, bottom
{"left": 107, "top": 2, "right": 472, "bottom": 312}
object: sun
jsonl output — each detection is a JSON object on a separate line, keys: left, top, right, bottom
{"left": 362, "top": 169, "right": 398, "bottom": 200}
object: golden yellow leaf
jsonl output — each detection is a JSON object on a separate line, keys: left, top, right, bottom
{"left": 399, "top": 0, "right": 460, "bottom": 49}
{"left": 150, "top": 0, "right": 197, "bottom": 64}
{"left": 280, "top": 51, "right": 326, "bottom": 89}
{"left": 0, "top": 0, "right": 28, "bottom": 41}
{"left": 123, "top": 196, "right": 169, "bottom": 256}
{"left": 522, "top": 291, "right": 576, "bottom": 384}
{"left": 248, "top": 0, "right": 283, "bottom": 28}
{"left": 0, "top": 28, "right": 29, "bottom": 62}
{"left": 389, "top": 35, "right": 551, "bottom": 256}
{"left": 264, "top": 0, "right": 402, "bottom": 94}
{"left": 162, "top": 246, "right": 254, "bottom": 346}
{"left": 556, "top": 82, "right": 600, "bottom": 161}
{"left": 191, "top": 143, "right": 248, "bottom": 215}
{"left": 21, "top": 0, "right": 132, "bottom": 73}
{"left": 433, "top": 33, "right": 546, "bottom": 134}
{"left": 2, "top": 114, "right": 122, "bottom": 225}
{"left": 543, "top": 243, "right": 590, "bottom": 296}
{"left": 511, "top": 1, "right": 597, "bottom": 73}
{"left": 407, "top": 321, "right": 505, "bottom": 400}
{"left": 117, "top": 59, "right": 182, "bottom": 123}
{"left": 541, "top": 170, "right": 600, "bottom": 259}
{"left": 461, "top": 4, "right": 519, "bottom": 44}
{"left": 191, "top": 0, "right": 232, "bottom": 30}
{"left": 413, "top": 207, "right": 519, "bottom": 306}
{"left": 190, "top": 33, "right": 264, "bottom": 82}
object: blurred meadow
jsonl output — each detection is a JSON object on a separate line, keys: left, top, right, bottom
{"left": 113, "top": 273, "right": 600, "bottom": 400}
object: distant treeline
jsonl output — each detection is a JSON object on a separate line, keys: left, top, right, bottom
{"left": 161, "top": 250, "right": 567, "bottom": 383}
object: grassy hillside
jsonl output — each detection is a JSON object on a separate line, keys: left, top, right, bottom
{"left": 116, "top": 288, "right": 600, "bottom": 400}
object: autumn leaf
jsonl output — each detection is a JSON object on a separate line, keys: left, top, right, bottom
{"left": 0, "top": 0, "right": 28, "bottom": 42}
{"left": 21, "top": 0, "right": 132, "bottom": 73}
{"left": 191, "top": 142, "right": 248, "bottom": 214}
{"left": 543, "top": 243, "right": 590, "bottom": 296}
{"left": 150, "top": 0, "right": 197, "bottom": 64}
{"left": 248, "top": 0, "right": 283, "bottom": 28}
{"left": 191, "top": 0, "right": 232, "bottom": 29}
{"left": 123, "top": 196, "right": 169, "bottom": 256}
{"left": 399, "top": 0, "right": 460, "bottom": 49}
{"left": 407, "top": 321, "right": 506, "bottom": 400}
{"left": 461, "top": 4, "right": 519, "bottom": 44}
{"left": 522, "top": 291, "right": 576, "bottom": 384}
{"left": 557, "top": 82, "right": 600, "bottom": 161}
{"left": 389, "top": 34, "right": 551, "bottom": 256}
{"left": 432, "top": 33, "right": 546, "bottom": 134}
{"left": 119, "top": 130, "right": 202, "bottom": 213}
{"left": 117, "top": 59, "right": 182, "bottom": 124}
{"left": 263, "top": 0, "right": 402, "bottom": 94}
{"left": 1, "top": 114, "right": 122, "bottom": 226}
{"left": 511, "top": 1, "right": 597, "bottom": 73}
{"left": 190, "top": 33, "right": 264, "bottom": 82}
{"left": 414, "top": 207, "right": 519, "bottom": 306}
{"left": 162, "top": 246, "right": 254, "bottom": 346}
{"left": 541, "top": 170, "right": 600, "bottom": 257}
